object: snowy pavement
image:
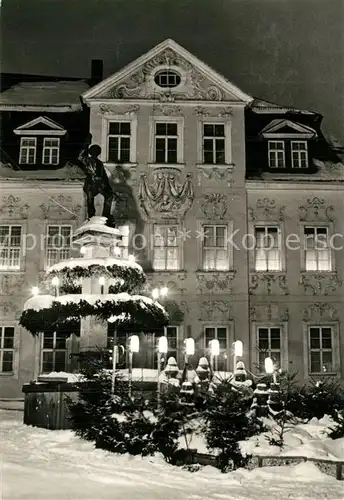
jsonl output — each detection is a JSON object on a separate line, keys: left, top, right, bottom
{"left": 1, "top": 410, "right": 343, "bottom": 500}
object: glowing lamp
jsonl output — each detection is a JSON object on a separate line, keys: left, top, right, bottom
{"left": 265, "top": 357, "right": 274, "bottom": 374}
{"left": 152, "top": 288, "right": 159, "bottom": 300}
{"left": 209, "top": 339, "right": 220, "bottom": 356}
{"left": 51, "top": 276, "right": 60, "bottom": 287}
{"left": 113, "top": 246, "right": 121, "bottom": 257}
{"left": 129, "top": 335, "right": 140, "bottom": 353}
{"left": 234, "top": 340, "right": 243, "bottom": 357}
{"left": 158, "top": 336, "right": 168, "bottom": 354}
{"left": 185, "top": 338, "right": 195, "bottom": 356}
{"left": 98, "top": 277, "right": 105, "bottom": 286}
{"left": 128, "top": 254, "right": 135, "bottom": 263}
{"left": 80, "top": 246, "right": 86, "bottom": 255}
{"left": 160, "top": 286, "right": 168, "bottom": 297}
{"left": 31, "top": 286, "right": 39, "bottom": 296}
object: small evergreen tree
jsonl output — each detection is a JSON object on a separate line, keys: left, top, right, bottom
{"left": 202, "top": 380, "right": 264, "bottom": 472}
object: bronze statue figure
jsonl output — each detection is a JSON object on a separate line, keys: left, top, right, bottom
{"left": 78, "top": 134, "right": 113, "bottom": 220}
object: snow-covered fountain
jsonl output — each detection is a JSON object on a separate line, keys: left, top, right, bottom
{"left": 20, "top": 215, "right": 169, "bottom": 429}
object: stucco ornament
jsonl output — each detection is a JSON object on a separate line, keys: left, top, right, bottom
{"left": 299, "top": 273, "right": 342, "bottom": 296}
{"left": 249, "top": 274, "right": 289, "bottom": 295}
{"left": 0, "top": 195, "right": 29, "bottom": 219}
{"left": 197, "top": 165, "right": 234, "bottom": 187}
{"left": 109, "top": 49, "right": 225, "bottom": 101}
{"left": 248, "top": 198, "right": 285, "bottom": 221}
{"left": 138, "top": 169, "right": 194, "bottom": 219}
{"left": 40, "top": 195, "right": 81, "bottom": 220}
{"left": 303, "top": 303, "right": 338, "bottom": 322}
{"left": 250, "top": 303, "right": 289, "bottom": 322}
{"left": 201, "top": 193, "right": 228, "bottom": 219}
{"left": 199, "top": 300, "right": 232, "bottom": 321}
{"left": 298, "top": 197, "right": 334, "bottom": 222}
{"left": 196, "top": 271, "right": 236, "bottom": 294}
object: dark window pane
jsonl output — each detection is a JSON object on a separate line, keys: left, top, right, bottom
{"left": 217, "top": 328, "right": 227, "bottom": 339}
{"left": 310, "top": 351, "right": 321, "bottom": 373}
{"left": 55, "top": 351, "right": 67, "bottom": 372}
{"left": 203, "top": 150, "right": 214, "bottom": 164}
{"left": 322, "top": 351, "right": 333, "bottom": 372}
{"left": 321, "top": 328, "right": 332, "bottom": 349}
{"left": 214, "top": 125, "right": 225, "bottom": 137}
{"left": 42, "top": 352, "right": 53, "bottom": 372}
{"left": 43, "top": 332, "right": 54, "bottom": 349}
{"left": 2, "top": 351, "right": 13, "bottom": 372}
{"left": 310, "top": 328, "right": 320, "bottom": 349}
{"left": 167, "top": 123, "right": 178, "bottom": 135}
{"left": 203, "top": 124, "right": 214, "bottom": 136}
{"left": 55, "top": 335, "right": 67, "bottom": 349}
{"left": 156, "top": 123, "right": 167, "bottom": 135}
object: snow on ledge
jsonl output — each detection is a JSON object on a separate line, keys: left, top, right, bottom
{"left": 23, "top": 292, "right": 165, "bottom": 312}
{"left": 46, "top": 256, "right": 144, "bottom": 273}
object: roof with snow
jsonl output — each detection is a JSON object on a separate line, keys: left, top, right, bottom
{"left": 250, "top": 98, "right": 317, "bottom": 115}
{"left": 0, "top": 162, "right": 85, "bottom": 180}
{"left": 0, "top": 80, "right": 90, "bottom": 110}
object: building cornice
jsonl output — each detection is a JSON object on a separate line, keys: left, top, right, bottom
{"left": 246, "top": 180, "right": 344, "bottom": 191}
{"left": 86, "top": 98, "right": 246, "bottom": 107}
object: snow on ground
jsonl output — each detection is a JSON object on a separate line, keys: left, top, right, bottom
{"left": 1, "top": 410, "right": 343, "bottom": 500}
{"left": 240, "top": 415, "right": 344, "bottom": 460}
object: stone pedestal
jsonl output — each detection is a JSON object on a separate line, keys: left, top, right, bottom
{"left": 72, "top": 216, "right": 122, "bottom": 352}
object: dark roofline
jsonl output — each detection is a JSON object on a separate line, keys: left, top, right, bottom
{"left": 0, "top": 72, "right": 89, "bottom": 92}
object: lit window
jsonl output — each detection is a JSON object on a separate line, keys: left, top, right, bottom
{"left": 255, "top": 227, "right": 281, "bottom": 271}
{"left": 258, "top": 327, "right": 281, "bottom": 372}
{"left": 309, "top": 326, "right": 334, "bottom": 373}
{"left": 153, "top": 225, "right": 179, "bottom": 270}
{"left": 268, "top": 141, "right": 285, "bottom": 168}
{"left": 203, "top": 124, "right": 225, "bottom": 164}
{"left": 41, "top": 331, "right": 67, "bottom": 373}
{"left": 154, "top": 122, "right": 178, "bottom": 164}
{"left": 19, "top": 137, "right": 36, "bottom": 164}
{"left": 0, "top": 326, "right": 15, "bottom": 373}
{"left": 304, "top": 226, "right": 331, "bottom": 271}
{"left": 108, "top": 122, "right": 131, "bottom": 163}
{"left": 164, "top": 326, "right": 179, "bottom": 362}
{"left": 291, "top": 141, "right": 308, "bottom": 168}
{"left": 0, "top": 226, "right": 21, "bottom": 270}
{"left": 154, "top": 70, "right": 181, "bottom": 88}
{"left": 42, "top": 138, "right": 60, "bottom": 165}
{"left": 202, "top": 225, "right": 228, "bottom": 271}
{"left": 46, "top": 225, "right": 72, "bottom": 268}
{"left": 205, "top": 326, "right": 228, "bottom": 371}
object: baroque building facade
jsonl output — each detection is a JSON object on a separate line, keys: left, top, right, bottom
{"left": 0, "top": 39, "right": 343, "bottom": 398}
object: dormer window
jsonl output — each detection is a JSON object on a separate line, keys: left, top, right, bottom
{"left": 19, "top": 138, "right": 37, "bottom": 164}
{"left": 268, "top": 141, "right": 285, "bottom": 168}
{"left": 42, "top": 138, "right": 60, "bottom": 165}
{"left": 291, "top": 141, "right": 308, "bottom": 168}
{"left": 154, "top": 70, "right": 181, "bottom": 88}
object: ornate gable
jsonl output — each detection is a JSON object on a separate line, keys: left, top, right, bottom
{"left": 13, "top": 116, "right": 67, "bottom": 136}
{"left": 83, "top": 39, "right": 252, "bottom": 103}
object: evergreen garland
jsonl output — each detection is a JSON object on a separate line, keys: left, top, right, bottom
{"left": 46, "top": 263, "right": 146, "bottom": 293}
{"left": 20, "top": 296, "right": 169, "bottom": 335}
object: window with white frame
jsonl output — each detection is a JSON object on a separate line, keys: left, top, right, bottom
{"left": 42, "top": 138, "right": 60, "bottom": 165}
{"left": 0, "top": 225, "right": 22, "bottom": 270}
{"left": 153, "top": 225, "right": 180, "bottom": 270}
{"left": 291, "top": 141, "right": 308, "bottom": 168}
{"left": 46, "top": 225, "right": 72, "bottom": 268}
{"left": 165, "top": 326, "right": 179, "bottom": 362}
{"left": 257, "top": 326, "right": 281, "bottom": 372}
{"left": 205, "top": 326, "right": 228, "bottom": 371}
{"left": 202, "top": 124, "right": 225, "bottom": 164}
{"left": 304, "top": 226, "right": 331, "bottom": 271}
{"left": 19, "top": 137, "right": 36, "bottom": 164}
{"left": 268, "top": 141, "right": 285, "bottom": 168}
{"left": 309, "top": 326, "right": 334, "bottom": 373}
{"left": 255, "top": 226, "right": 281, "bottom": 271}
{"left": 41, "top": 331, "right": 68, "bottom": 373}
{"left": 154, "top": 122, "right": 178, "bottom": 164}
{"left": 202, "top": 225, "right": 229, "bottom": 271}
{"left": 107, "top": 122, "right": 131, "bottom": 163}
{"left": 0, "top": 326, "right": 15, "bottom": 373}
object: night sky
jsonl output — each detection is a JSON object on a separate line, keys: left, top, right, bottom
{"left": 1, "top": 0, "right": 343, "bottom": 144}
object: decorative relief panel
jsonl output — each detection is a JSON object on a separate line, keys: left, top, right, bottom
{"left": 194, "top": 106, "right": 232, "bottom": 117}
{"left": 199, "top": 300, "right": 232, "bottom": 321}
{"left": 298, "top": 197, "right": 334, "bottom": 222}
{"left": 0, "top": 274, "right": 27, "bottom": 296}
{"left": 197, "top": 166, "right": 234, "bottom": 187}
{"left": 39, "top": 195, "right": 82, "bottom": 220}
{"left": 299, "top": 273, "right": 342, "bottom": 296}
{"left": 0, "top": 301, "right": 20, "bottom": 318}
{"left": 138, "top": 169, "right": 194, "bottom": 220}
{"left": 303, "top": 303, "right": 338, "bottom": 322}
{"left": 201, "top": 194, "right": 228, "bottom": 219}
{"left": 0, "top": 195, "right": 29, "bottom": 219}
{"left": 98, "top": 104, "right": 140, "bottom": 115}
{"left": 249, "top": 274, "right": 289, "bottom": 295}
{"left": 196, "top": 272, "right": 236, "bottom": 294}
{"left": 152, "top": 104, "right": 182, "bottom": 116}
{"left": 250, "top": 303, "right": 289, "bottom": 322}
{"left": 248, "top": 198, "right": 285, "bottom": 222}
{"left": 109, "top": 49, "right": 226, "bottom": 101}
